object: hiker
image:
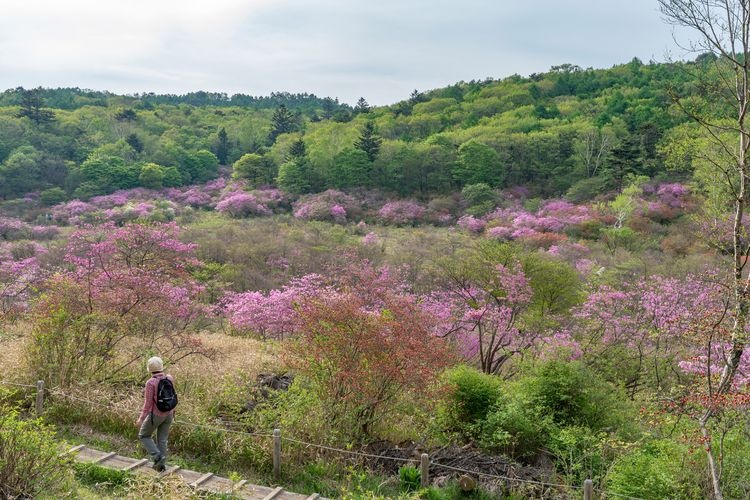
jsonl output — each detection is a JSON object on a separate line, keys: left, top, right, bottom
{"left": 136, "top": 356, "right": 178, "bottom": 472}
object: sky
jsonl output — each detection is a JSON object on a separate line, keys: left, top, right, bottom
{"left": 0, "top": 0, "right": 695, "bottom": 105}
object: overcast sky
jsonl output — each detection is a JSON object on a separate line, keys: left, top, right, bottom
{"left": 0, "top": 1, "right": 694, "bottom": 105}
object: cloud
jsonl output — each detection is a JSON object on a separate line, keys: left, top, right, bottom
{"left": 0, "top": 0, "right": 694, "bottom": 104}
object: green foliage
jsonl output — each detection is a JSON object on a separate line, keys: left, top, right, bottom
{"left": 233, "top": 153, "right": 277, "bottom": 186}
{"left": 600, "top": 226, "right": 640, "bottom": 253}
{"left": 39, "top": 186, "right": 67, "bottom": 206}
{"left": 438, "top": 365, "right": 502, "bottom": 437}
{"left": 332, "top": 148, "right": 371, "bottom": 188}
{"left": 0, "top": 408, "right": 73, "bottom": 498}
{"left": 523, "top": 360, "right": 629, "bottom": 430}
{"left": 461, "top": 183, "right": 496, "bottom": 216}
{"left": 398, "top": 465, "right": 421, "bottom": 492}
{"left": 277, "top": 158, "right": 312, "bottom": 194}
{"left": 606, "top": 440, "right": 703, "bottom": 499}
{"left": 354, "top": 121, "right": 383, "bottom": 162}
{"left": 481, "top": 395, "right": 553, "bottom": 460}
{"left": 138, "top": 162, "right": 167, "bottom": 189}
{"left": 73, "top": 462, "right": 131, "bottom": 489}
{"left": 565, "top": 176, "right": 610, "bottom": 203}
{"left": 453, "top": 140, "right": 506, "bottom": 188}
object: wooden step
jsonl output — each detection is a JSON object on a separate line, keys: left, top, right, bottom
{"left": 93, "top": 451, "right": 117, "bottom": 464}
{"left": 122, "top": 458, "right": 150, "bottom": 471}
{"left": 262, "top": 486, "right": 285, "bottom": 499}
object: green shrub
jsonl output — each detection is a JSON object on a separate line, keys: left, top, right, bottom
{"left": 398, "top": 465, "right": 421, "bottom": 492}
{"left": 481, "top": 397, "right": 552, "bottom": 461}
{"left": 546, "top": 425, "right": 609, "bottom": 486}
{"left": 524, "top": 360, "right": 629, "bottom": 431}
{"left": 606, "top": 440, "right": 703, "bottom": 499}
{"left": 0, "top": 409, "right": 72, "bottom": 498}
{"left": 438, "top": 365, "right": 503, "bottom": 437}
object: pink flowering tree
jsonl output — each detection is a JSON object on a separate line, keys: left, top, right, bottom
{"left": 567, "top": 274, "right": 742, "bottom": 398}
{"left": 216, "top": 190, "right": 271, "bottom": 218}
{"left": 430, "top": 260, "right": 534, "bottom": 375}
{"left": 0, "top": 244, "right": 45, "bottom": 323}
{"left": 377, "top": 200, "right": 426, "bottom": 226}
{"left": 293, "top": 190, "right": 362, "bottom": 223}
{"left": 222, "top": 274, "right": 336, "bottom": 340}
{"left": 28, "top": 222, "right": 212, "bottom": 386}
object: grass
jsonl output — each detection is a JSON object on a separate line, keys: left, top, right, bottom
{"left": 3, "top": 318, "right": 506, "bottom": 499}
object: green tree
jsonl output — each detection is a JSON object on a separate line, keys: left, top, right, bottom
{"left": 125, "top": 133, "right": 144, "bottom": 153}
{"left": 453, "top": 140, "right": 506, "bottom": 187}
{"left": 268, "top": 104, "right": 298, "bottom": 144}
{"left": 138, "top": 163, "right": 166, "bottom": 189}
{"left": 16, "top": 88, "right": 55, "bottom": 125}
{"left": 0, "top": 146, "right": 44, "bottom": 198}
{"left": 333, "top": 148, "right": 371, "bottom": 188}
{"left": 354, "top": 97, "right": 370, "bottom": 114}
{"left": 277, "top": 158, "right": 311, "bottom": 194}
{"left": 78, "top": 154, "right": 139, "bottom": 192}
{"left": 191, "top": 149, "right": 220, "bottom": 183}
{"left": 287, "top": 138, "right": 306, "bottom": 160}
{"left": 215, "top": 127, "right": 229, "bottom": 164}
{"left": 39, "top": 187, "right": 66, "bottom": 206}
{"left": 462, "top": 183, "right": 496, "bottom": 216}
{"left": 162, "top": 166, "right": 182, "bottom": 187}
{"left": 354, "top": 122, "right": 382, "bottom": 162}
{"left": 605, "top": 135, "right": 643, "bottom": 192}
{"left": 232, "top": 153, "right": 277, "bottom": 186}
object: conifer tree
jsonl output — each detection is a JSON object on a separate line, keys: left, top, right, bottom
{"left": 268, "top": 104, "right": 297, "bottom": 144}
{"left": 216, "top": 127, "right": 229, "bottom": 164}
{"left": 355, "top": 97, "right": 370, "bottom": 114}
{"left": 354, "top": 122, "right": 382, "bottom": 162}
{"left": 16, "top": 88, "right": 55, "bottom": 125}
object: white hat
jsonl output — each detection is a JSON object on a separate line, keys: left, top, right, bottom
{"left": 147, "top": 356, "right": 164, "bottom": 373}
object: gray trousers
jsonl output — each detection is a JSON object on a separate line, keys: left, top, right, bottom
{"left": 138, "top": 413, "right": 173, "bottom": 461}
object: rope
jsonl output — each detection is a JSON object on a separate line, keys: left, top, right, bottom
{"left": 0, "top": 380, "right": 38, "bottom": 388}
{"left": 281, "top": 435, "right": 412, "bottom": 462}
{"left": 429, "top": 461, "right": 579, "bottom": 491}
{"left": 174, "top": 419, "right": 274, "bottom": 438}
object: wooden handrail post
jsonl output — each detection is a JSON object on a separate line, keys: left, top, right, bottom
{"left": 583, "top": 479, "right": 593, "bottom": 500}
{"left": 273, "top": 428, "right": 281, "bottom": 480}
{"left": 35, "top": 380, "right": 45, "bottom": 418}
{"left": 420, "top": 453, "right": 429, "bottom": 488}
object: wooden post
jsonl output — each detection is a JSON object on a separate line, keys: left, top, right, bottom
{"left": 35, "top": 380, "right": 44, "bottom": 418}
{"left": 273, "top": 428, "right": 281, "bottom": 479}
{"left": 420, "top": 453, "right": 429, "bottom": 488}
{"left": 583, "top": 479, "right": 593, "bottom": 500}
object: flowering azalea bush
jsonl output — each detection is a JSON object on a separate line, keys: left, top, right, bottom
{"left": 28, "top": 222, "right": 211, "bottom": 386}
{"left": 0, "top": 244, "right": 44, "bottom": 322}
{"left": 377, "top": 200, "right": 426, "bottom": 225}
{"left": 283, "top": 264, "right": 455, "bottom": 439}
{"left": 215, "top": 190, "right": 271, "bottom": 218}
{"left": 293, "top": 190, "right": 361, "bottom": 223}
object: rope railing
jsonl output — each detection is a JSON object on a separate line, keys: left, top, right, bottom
{"left": 0, "top": 380, "right": 38, "bottom": 388}
{"left": 280, "top": 435, "right": 412, "bottom": 463}
{"left": 1, "top": 378, "right": 646, "bottom": 499}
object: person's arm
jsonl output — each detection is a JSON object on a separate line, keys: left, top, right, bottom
{"left": 136, "top": 380, "right": 154, "bottom": 425}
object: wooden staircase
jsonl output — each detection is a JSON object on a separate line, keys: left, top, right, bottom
{"left": 65, "top": 444, "right": 322, "bottom": 499}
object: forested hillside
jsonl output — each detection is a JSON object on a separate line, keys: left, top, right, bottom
{"left": 0, "top": 57, "right": 704, "bottom": 203}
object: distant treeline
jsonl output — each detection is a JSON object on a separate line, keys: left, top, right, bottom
{"left": 0, "top": 56, "right": 716, "bottom": 203}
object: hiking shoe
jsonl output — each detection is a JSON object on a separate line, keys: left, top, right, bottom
{"left": 152, "top": 455, "right": 166, "bottom": 472}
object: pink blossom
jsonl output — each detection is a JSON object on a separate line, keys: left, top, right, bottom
{"left": 216, "top": 191, "right": 271, "bottom": 218}
{"left": 377, "top": 201, "right": 426, "bottom": 225}
{"left": 457, "top": 215, "right": 486, "bottom": 233}
{"left": 362, "top": 232, "right": 379, "bottom": 245}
